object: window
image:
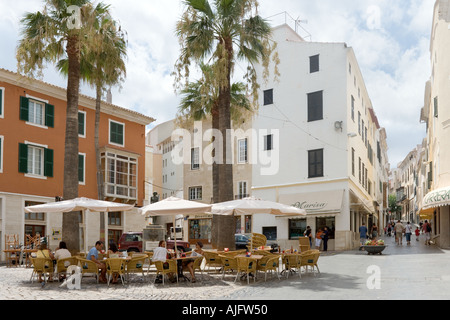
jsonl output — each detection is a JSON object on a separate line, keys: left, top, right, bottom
{"left": 109, "top": 120, "right": 124, "bottom": 146}
{"left": 18, "top": 143, "right": 53, "bottom": 178}
{"left": 349, "top": 63, "right": 352, "bottom": 74}
{"left": 189, "top": 187, "right": 202, "bottom": 200}
{"left": 78, "top": 153, "right": 85, "bottom": 184}
{"left": 289, "top": 219, "right": 306, "bottom": 240}
{"left": 19, "top": 96, "right": 54, "bottom": 128}
{"left": 361, "top": 120, "right": 365, "bottom": 142}
{"left": 316, "top": 217, "right": 335, "bottom": 239}
{"left": 108, "top": 212, "right": 122, "bottom": 226}
{"left": 308, "top": 149, "right": 324, "bottom": 178}
{"left": 78, "top": 111, "right": 86, "bottom": 137}
{"left": 24, "top": 201, "right": 45, "bottom": 221}
{"left": 351, "top": 148, "right": 355, "bottom": 177}
{"left": 434, "top": 97, "right": 438, "bottom": 118}
{"left": 237, "top": 181, "right": 248, "bottom": 199}
{"left": 238, "top": 138, "right": 248, "bottom": 163}
{"left": 359, "top": 157, "right": 362, "bottom": 183}
{"left": 0, "top": 87, "right": 4, "bottom": 118}
{"left": 264, "top": 134, "right": 273, "bottom": 151}
{"left": 102, "top": 152, "right": 138, "bottom": 200}
{"left": 358, "top": 112, "right": 361, "bottom": 135}
{"left": 262, "top": 226, "right": 277, "bottom": 241}
{"left": 263, "top": 89, "right": 273, "bottom": 106}
{"left": 0, "top": 136, "right": 3, "bottom": 173}
{"left": 191, "top": 147, "right": 200, "bottom": 170}
{"left": 307, "top": 91, "right": 323, "bottom": 122}
{"left": 309, "top": 55, "right": 319, "bottom": 73}
{"left": 351, "top": 96, "right": 355, "bottom": 121}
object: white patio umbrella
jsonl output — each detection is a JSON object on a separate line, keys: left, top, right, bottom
{"left": 24, "top": 197, "right": 135, "bottom": 213}
{"left": 211, "top": 197, "right": 307, "bottom": 217}
{"left": 140, "top": 197, "right": 212, "bottom": 257}
{"left": 211, "top": 197, "right": 306, "bottom": 250}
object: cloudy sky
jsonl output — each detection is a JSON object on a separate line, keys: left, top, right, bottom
{"left": 0, "top": 0, "right": 435, "bottom": 168}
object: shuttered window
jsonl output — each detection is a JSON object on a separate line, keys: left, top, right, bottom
{"left": 109, "top": 120, "right": 124, "bottom": 146}
{"left": 308, "top": 149, "right": 324, "bottom": 178}
{"left": 307, "top": 91, "right": 323, "bottom": 122}
{"left": 310, "top": 55, "right": 320, "bottom": 73}
{"left": 78, "top": 154, "right": 85, "bottom": 183}
{"left": 19, "top": 96, "right": 54, "bottom": 128}
{"left": 18, "top": 143, "right": 53, "bottom": 177}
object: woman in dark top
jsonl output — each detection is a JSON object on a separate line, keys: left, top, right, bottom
{"left": 322, "top": 227, "right": 330, "bottom": 252}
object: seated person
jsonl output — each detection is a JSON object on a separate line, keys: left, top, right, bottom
{"left": 108, "top": 243, "right": 120, "bottom": 258}
{"left": 183, "top": 241, "right": 204, "bottom": 283}
{"left": 53, "top": 241, "right": 71, "bottom": 281}
{"left": 36, "top": 243, "right": 55, "bottom": 282}
{"left": 87, "top": 241, "right": 107, "bottom": 283}
{"left": 152, "top": 240, "right": 176, "bottom": 283}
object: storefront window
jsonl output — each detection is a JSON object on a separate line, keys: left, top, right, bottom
{"left": 235, "top": 216, "right": 241, "bottom": 234}
{"left": 289, "top": 219, "right": 306, "bottom": 240}
{"left": 245, "top": 215, "right": 252, "bottom": 233}
{"left": 262, "top": 227, "right": 277, "bottom": 241}
{"left": 316, "top": 217, "right": 336, "bottom": 239}
{"left": 189, "top": 219, "right": 212, "bottom": 242}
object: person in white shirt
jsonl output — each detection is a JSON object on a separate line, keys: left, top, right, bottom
{"left": 405, "top": 222, "right": 413, "bottom": 246}
{"left": 54, "top": 241, "right": 71, "bottom": 261}
{"left": 153, "top": 241, "right": 175, "bottom": 283}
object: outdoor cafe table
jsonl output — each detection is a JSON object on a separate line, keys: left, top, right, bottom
{"left": 174, "top": 256, "right": 195, "bottom": 282}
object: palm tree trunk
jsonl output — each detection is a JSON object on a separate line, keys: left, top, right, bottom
{"left": 95, "top": 84, "right": 106, "bottom": 244}
{"left": 213, "top": 40, "right": 235, "bottom": 250}
{"left": 62, "top": 36, "right": 81, "bottom": 254}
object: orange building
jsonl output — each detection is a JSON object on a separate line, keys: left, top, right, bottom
{"left": 0, "top": 68, "right": 155, "bottom": 256}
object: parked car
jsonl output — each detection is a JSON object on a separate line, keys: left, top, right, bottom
{"left": 234, "top": 233, "right": 279, "bottom": 252}
{"left": 118, "top": 232, "right": 191, "bottom": 253}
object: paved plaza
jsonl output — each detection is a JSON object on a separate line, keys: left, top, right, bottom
{"left": 1, "top": 234, "right": 449, "bottom": 301}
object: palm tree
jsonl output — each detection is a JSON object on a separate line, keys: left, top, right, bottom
{"left": 16, "top": 0, "right": 111, "bottom": 253}
{"left": 174, "top": 0, "right": 279, "bottom": 249}
{"left": 56, "top": 3, "right": 127, "bottom": 244}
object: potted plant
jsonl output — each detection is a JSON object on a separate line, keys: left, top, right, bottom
{"left": 362, "top": 240, "right": 386, "bottom": 255}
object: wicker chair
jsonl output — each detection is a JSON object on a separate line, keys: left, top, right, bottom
{"left": 203, "top": 251, "right": 222, "bottom": 272}
{"left": 257, "top": 256, "right": 281, "bottom": 282}
{"left": 282, "top": 254, "right": 301, "bottom": 278}
{"left": 56, "top": 257, "right": 78, "bottom": 280}
{"left": 154, "top": 260, "right": 178, "bottom": 285}
{"left": 192, "top": 256, "right": 204, "bottom": 280}
{"left": 30, "top": 257, "right": 53, "bottom": 283}
{"left": 300, "top": 250, "right": 320, "bottom": 275}
{"left": 106, "top": 258, "right": 126, "bottom": 286}
{"left": 126, "top": 256, "right": 147, "bottom": 283}
{"left": 219, "top": 255, "right": 238, "bottom": 280}
{"left": 235, "top": 257, "right": 257, "bottom": 284}
{"left": 77, "top": 257, "right": 100, "bottom": 283}
{"left": 246, "top": 233, "right": 267, "bottom": 251}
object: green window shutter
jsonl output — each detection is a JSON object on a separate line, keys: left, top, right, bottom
{"left": 20, "top": 96, "right": 29, "bottom": 121}
{"left": 78, "top": 154, "right": 84, "bottom": 183}
{"left": 0, "top": 88, "right": 3, "bottom": 116}
{"left": 18, "top": 143, "right": 28, "bottom": 173}
{"left": 45, "top": 104, "right": 54, "bottom": 128}
{"left": 44, "top": 148, "right": 54, "bottom": 177}
{"left": 110, "top": 122, "right": 124, "bottom": 145}
{"left": 78, "top": 112, "right": 85, "bottom": 135}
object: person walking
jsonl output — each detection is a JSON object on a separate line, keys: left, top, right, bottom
{"left": 415, "top": 227, "right": 420, "bottom": 242}
{"left": 315, "top": 229, "right": 323, "bottom": 250}
{"left": 422, "top": 220, "right": 432, "bottom": 245}
{"left": 394, "top": 220, "right": 405, "bottom": 245}
{"left": 405, "top": 221, "right": 413, "bottom": 245}
{"left": 387, "top": 224, "right": 392, "bottom": 237}
{"left": 371, "top": 223, "right": 379, "bottom": 240}
{"left": 359, "top": 223, "right": 368, "bottom": 250}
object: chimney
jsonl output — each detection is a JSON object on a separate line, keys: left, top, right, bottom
{"left": 106, "top": 89, "right": 112, "bottom": 104}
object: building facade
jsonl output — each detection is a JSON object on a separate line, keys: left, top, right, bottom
{"left": 0, "top": 69, "right": 154, "bottom": 259}
{"left": 250, "top": 25, "right": 390, "bottom": 251}
{"left": 418, "top": 0, "right": 450, "bottom": 248}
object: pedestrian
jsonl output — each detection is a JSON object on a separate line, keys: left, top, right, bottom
{"left": 304, "top": 226, "right": 313, "bottom": 247}
{"left": 371, "top": 223, "right": 379, "bottom": 240}
{"left": 359, "top": 222, "right": 368, "bottom": 250}
{"left": 387, "top": 224, "right": 392, "bottom": 237}
{"left": 405, "top": 221, "right": 413, "bottom": 245}
{"left": 394, "top": 220, "right": 405, "bottom": 245}
{"left": 422, "top": 220, "right": 432, "bottom": 245}
{"left": 315, "top": 229, "right": 323, "bottom": 250}
{"left": 322, "top": 227, "right": 329, "bottom": 252}
{"left": 415, "top": 227, "right": 420, "bottom": 241}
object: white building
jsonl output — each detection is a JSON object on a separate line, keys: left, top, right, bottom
{"left": 250, "top": 24, "right": 389, "bottom": 251}
{"left": 418, "top": 0, "right": 450, "bottom": 248}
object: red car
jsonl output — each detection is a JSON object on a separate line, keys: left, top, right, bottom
{"left": 117, "top": 232, "right": 191, "bottom": 253}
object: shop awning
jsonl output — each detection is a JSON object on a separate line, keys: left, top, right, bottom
{"left": 278, "top": 190, "right": 344, "bottom": 216}
{"left": 422, "top": 186, "right": 450, "bottom": 210}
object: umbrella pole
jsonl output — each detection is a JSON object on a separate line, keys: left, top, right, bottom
{"left": 173, "top": 216, "right": 178, "bottom": 258}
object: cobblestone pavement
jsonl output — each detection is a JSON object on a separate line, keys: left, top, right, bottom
{"left": 1, "top": 235, "right": 449, "bottom": 300}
